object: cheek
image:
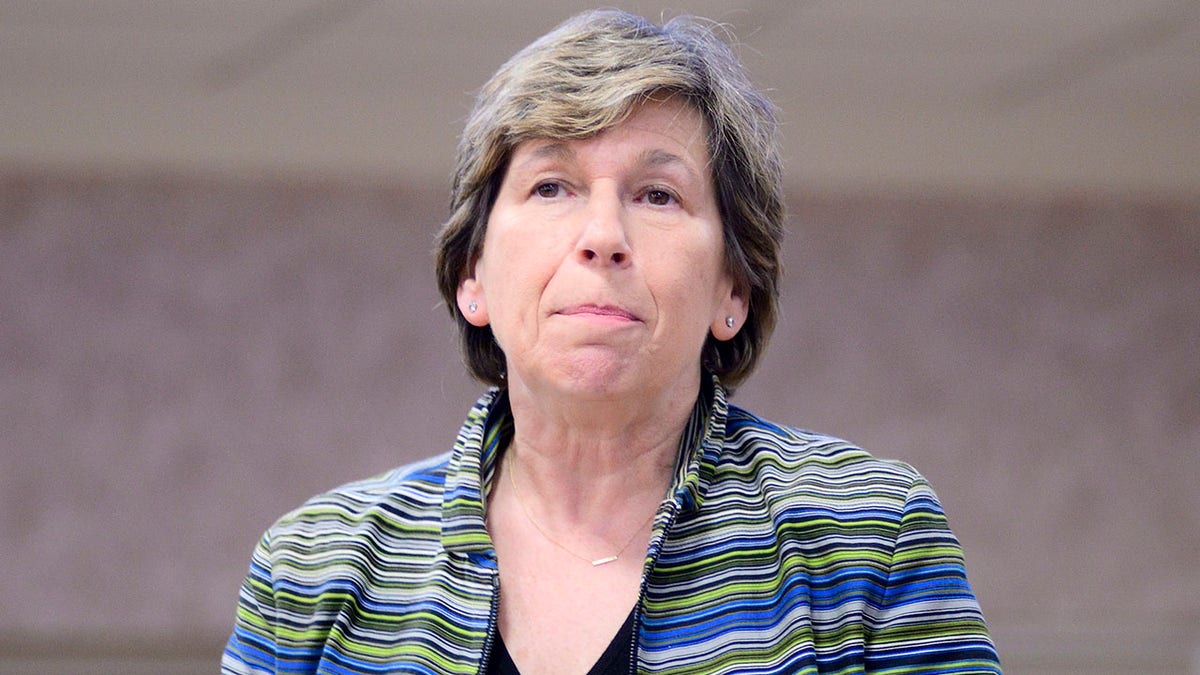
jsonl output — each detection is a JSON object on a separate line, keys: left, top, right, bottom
{"left": 475, "top": 239, "right": 558, "bottom": 328}
{"left": 669, "top": 243, "right": 731, "bottom": 326}
{"left": 680, "top": 237, "right": 726, "bottom": 293}
{"left": 652, "top": 266, "right": 718, "bottom": 330}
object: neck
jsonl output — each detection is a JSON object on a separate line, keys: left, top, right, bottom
{"left": 498, "top": 370, "right": 700, "bottom": 525}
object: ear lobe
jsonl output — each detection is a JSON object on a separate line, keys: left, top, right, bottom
{"left": 457, "top": 277, "right": 489, "bottom": 327}
{"left": 711, "top": 288, "right": 748, "bottom": 342}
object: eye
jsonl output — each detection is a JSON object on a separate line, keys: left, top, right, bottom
{"left": 535, "top": 182, "right": 561, "bottom": 198}
{"left": 645, "top": 188, "right": 675, "bottom": 206}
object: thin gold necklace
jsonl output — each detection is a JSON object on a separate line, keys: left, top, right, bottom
{"left": 505, "top": 452, "right": 657, "bottom": 567}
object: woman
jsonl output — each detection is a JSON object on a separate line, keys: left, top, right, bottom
{"left": 223, "top": 9, "right": 1000, "bottom": 675}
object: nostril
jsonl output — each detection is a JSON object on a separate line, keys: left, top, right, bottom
{"left": 578, "top": 247, "right": 628, "bottom": 265}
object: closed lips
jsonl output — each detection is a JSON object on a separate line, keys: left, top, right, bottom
{"left": 558, "top": 304, "right": 639, "bottom": 321}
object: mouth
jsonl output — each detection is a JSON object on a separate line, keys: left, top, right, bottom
{"left": 556, "top": 303, "right": 640, "bottom": 322}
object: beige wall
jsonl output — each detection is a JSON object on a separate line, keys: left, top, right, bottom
{"left": 1, "top": 173, "right": 1197, "bottom": 673}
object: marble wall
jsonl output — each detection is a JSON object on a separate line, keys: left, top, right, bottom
{"left": 2, "top": 173, "right": 1197, "bottom": 673}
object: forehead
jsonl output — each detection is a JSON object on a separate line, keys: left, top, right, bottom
{"left": 509, "top": 97, "right": 712, "bottom": 170}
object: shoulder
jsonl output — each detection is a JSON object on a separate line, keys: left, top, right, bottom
{"left": 262, "top": 452, "right": 453, "bottom": 551}
{"left": 723, "top": 405, "right": 923, "bottom": 485}
{"left": 711, "top": 404, "right": 938, "bottom": 528}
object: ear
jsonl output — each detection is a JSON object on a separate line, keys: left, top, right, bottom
{"left": 456, "top": 275, "right": 489, "bottom": 327}
{"left": 710, "top": 284, "right": 748, "bottom": 342}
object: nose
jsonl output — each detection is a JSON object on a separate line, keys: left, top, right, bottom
{"left": 575, "top": 189, "right": 632, "bottom": 268}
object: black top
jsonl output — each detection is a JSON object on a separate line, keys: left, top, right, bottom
{"left": 487, "top": 608, "right": 636, "bottom": 674}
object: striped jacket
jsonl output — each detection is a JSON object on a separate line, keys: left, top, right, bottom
{"left": 223, "top": 378, "right": 1000, "bottom": 674}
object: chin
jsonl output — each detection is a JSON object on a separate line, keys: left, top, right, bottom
{"left": 562, "top": 365, "right": 639, "bottom": 397}
{"left": 537, "top": 353, "right": 647, "bottom": 398}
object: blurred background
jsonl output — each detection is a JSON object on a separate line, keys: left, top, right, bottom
{"left": 1, "top": 2, "right": 1197, "bottom": 673}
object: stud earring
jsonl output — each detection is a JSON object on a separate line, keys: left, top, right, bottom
{"left": 468, "top": 301, "right": 478, "bottom": 314}
{"left": 725, "top": 316, "right": 735, "bottom": 328}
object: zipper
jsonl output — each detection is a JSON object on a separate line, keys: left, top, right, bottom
{"left": 475, "top": 552, "right": 501, "bottom": 674}
{"left": 629, "top": 498, "right": 683, "bottom": 675}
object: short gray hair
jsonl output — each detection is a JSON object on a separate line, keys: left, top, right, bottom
{"left": 435, "top": 9, "right": 784, "bottom": 389}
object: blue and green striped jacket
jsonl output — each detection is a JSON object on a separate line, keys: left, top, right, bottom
{"left": 223, "top": 377, "right": 1000, "bottom": 673}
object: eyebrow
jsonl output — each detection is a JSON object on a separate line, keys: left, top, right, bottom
{"left": 636, "top": 148, "right": 702, "bottom": 182}
{"left": 519, "top": 141, "right": 576, "bottom": 166}
{"left": 511, "top": 141, "right": 703, "bottom": 183}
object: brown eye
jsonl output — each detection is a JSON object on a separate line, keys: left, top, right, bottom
{"left": 646, "top": 189, "right": 673, "bottom": 206}
{"left": 536, "top": 182, "right": 560, "bottom": 198}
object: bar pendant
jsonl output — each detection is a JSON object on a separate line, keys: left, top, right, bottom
{"left": 591, "top": 555, "right": 619, "bottom": 566}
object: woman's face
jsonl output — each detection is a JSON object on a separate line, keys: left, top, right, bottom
{"left": 458, "top": 97, "right": 746, "bottom": 401}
